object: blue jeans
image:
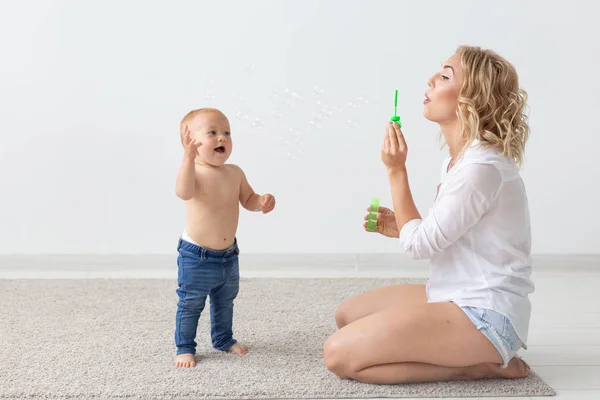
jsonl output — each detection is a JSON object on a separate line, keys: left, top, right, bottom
{"left": 174, "top": 237, "right": 240, "bottom": 355}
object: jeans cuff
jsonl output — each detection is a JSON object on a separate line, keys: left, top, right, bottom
{"left": 214, "top": 338, "right": 237, "bottom": 352}
{"left": 176, "top": 348, "right": 195, "bottom": 355}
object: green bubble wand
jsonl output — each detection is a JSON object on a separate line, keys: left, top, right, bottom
{"left": 390, "top": 89, "right": 402, "bottom": 128}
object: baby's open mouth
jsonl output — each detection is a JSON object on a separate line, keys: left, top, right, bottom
{"left": 214, "top": 146, "right": 225, "bottom": 153}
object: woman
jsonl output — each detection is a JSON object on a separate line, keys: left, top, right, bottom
{"left": 324, "top": 45, "right": 534, "bottom": 384}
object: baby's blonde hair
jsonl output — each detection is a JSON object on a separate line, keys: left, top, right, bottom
{"left": 455, "top": 45, "right": 530, "bottom": 166}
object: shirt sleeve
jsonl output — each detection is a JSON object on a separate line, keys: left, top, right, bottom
{"left": 399, "top": 163, "right": 503, "bottom": 260}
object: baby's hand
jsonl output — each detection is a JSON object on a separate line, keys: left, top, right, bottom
{"left": 258, "top": 194, "right": 276, "bottom": 214}
{"left": 182, "top": 125, "right": 202, "bottom": 160}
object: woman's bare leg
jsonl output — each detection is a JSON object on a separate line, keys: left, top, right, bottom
{"left": 349, "top": 358, "right": 530, "bottom": 384}
{"left": 335, "top": 284, "right": 426, "bottom": 328}
{"left": 324, "top": 302, "right": 529, "bottom": 384}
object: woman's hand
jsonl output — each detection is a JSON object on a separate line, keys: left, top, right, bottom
{"left": 381, "top": 121, "right": 407, "bottom": 172}
{"left": 363, "top": 206, "right": 400, "bottom": 238}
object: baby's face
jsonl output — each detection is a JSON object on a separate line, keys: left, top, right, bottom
{"left": 189, "top": 111, "right": 232, "bottom": 166}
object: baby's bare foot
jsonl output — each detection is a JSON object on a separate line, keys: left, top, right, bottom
{"left": 468, "top": 357, "right": 530, "bottom": 380}
{"left": 228, "top": 342, "right": 248, "bottom": 355}
{"left": 175, "top": 353, "right": 197, "bottom": 368}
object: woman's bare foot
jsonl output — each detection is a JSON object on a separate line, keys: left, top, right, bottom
{"left": 467, "top": 357, "right": 530, "bottom": 380}
{"left": 228, "top": 342, "right": 248, "bottom": 355}
{"left": 175, "top": 353, "right": 196, "bottom": 368}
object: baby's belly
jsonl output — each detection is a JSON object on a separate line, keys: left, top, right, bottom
{"left": 185, "top": 208, "right": 239, "bottom": 251}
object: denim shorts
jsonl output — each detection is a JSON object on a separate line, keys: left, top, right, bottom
{"left": 459, "top": 306, "right": 523, "bottom": 368}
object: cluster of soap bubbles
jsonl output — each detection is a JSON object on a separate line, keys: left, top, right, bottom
{"left": 268, "top": 88, "right": 306, "bottom": 161}
{"left": 309, "top": 86, "right": 338, "bottom": 130}
{"left": 345, "top": 96, "right": 371, "bottom": 131}
{"left": 271, "top": 87, "right": 373, "bottom": 160}
{"left": 204, "top": 78, "right": 217, "bottom": 101}
{"left": 275, "top": 128, "right": 305, "bottom": 161}
{"left": 238, "top": 65, "right": 269, "bottom": 130}
{"left": 251, "top": 118, "right": 266, "bottom": 129}
{"left": 202, "top": 69, "right": 375, "bottom": 161}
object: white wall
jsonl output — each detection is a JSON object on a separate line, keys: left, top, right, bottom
{"left": 1, "top": 0, "right": 598, "bottom": 254}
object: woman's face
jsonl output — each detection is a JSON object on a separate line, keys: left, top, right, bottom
{"left": 423, "top": 53, "right": 463, "bottom": 124}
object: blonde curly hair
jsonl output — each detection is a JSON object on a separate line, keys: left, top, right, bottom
{"left": 455, "top": 45, "right": 530, "bottom": 166}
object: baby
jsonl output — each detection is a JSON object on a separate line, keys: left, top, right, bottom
{"left": 174, "top": 107, "right": 275, "bottom": 368}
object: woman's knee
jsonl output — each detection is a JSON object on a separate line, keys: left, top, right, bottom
{"left": 334, "top": 305, "right": 347, "bottom": 329}
{"left": 323, "top": 336, "right": 350, "bottom": 378}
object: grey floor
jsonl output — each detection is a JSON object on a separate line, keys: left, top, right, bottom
{"left": 1, "top": 254, "right": 598, "bottom": 400}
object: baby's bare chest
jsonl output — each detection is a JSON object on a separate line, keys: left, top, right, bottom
{"left": 195, "top": 170, "right": 240, "bottom": 203}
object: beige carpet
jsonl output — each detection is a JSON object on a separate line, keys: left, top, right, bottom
{"left": 0, "top": 278, "right": 555, "bottom": 399}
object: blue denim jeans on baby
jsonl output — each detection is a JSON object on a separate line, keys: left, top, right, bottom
{"left": 174, "top": 237, "right": 240, "bottom": 355}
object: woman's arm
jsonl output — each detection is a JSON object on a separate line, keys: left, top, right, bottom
{"left": 387, "top": 166, "right": 421, "bottom": 231}
{"left": 381, "top": 121, "right": 421, "bottom": 231}
{"left": 381, "top": 121, "right": 501, "bottom": 260}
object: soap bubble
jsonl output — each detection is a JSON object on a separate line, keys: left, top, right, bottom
{"left": 286, "top": 91, "right": 302, "bottom": 106}
{"left": 319, "top": 104, "right": 334, "bottom": 120}
{"left": 205, "top": 92, "right": 216, "bottom": 100}
{"left": 279, "top": 128, "right": 305, "bottom": 161}
{"left": 251, "top": 118, "right": 265, "bottom": 129}
{"left": 347, "top": 96, "right": 370, "bottom": 110}
{"left": 271, "top": 87, "right": 303, "bottom": 108}
{"left": 236, "top": 110, "right": 249, "bottom": 121}
{"left": 312, "top": 86, "right": 324, "bottom": 96}
{"left": 310, "top": 114, "right": 324, "bottom": 129}
{"left": 321, "top": 105, "right": 342, "bottom": 120}
{"left": 313, "top": 99, "right": 334, "bottom": 119}
{"left": 309, "top": 100, "right": 337, "bottom": 128}
{"left": 309, "top": 121, "right": 322, "bottom": 130}
{"left": 272, "top": 109, "right": 284, "bottom": 119}
{"left": 347, "top": 119, "right": 362, "bottom": 130}
{"left": 287, "top": 128, "right": 299, "bottom": 141}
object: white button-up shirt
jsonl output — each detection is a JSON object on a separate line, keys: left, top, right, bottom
{"left": 399, "top": 140, "right": 534, "bottom": 346}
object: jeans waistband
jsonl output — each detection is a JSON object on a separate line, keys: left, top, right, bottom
{"left": 178, "top": 237, "right": 238, "bottom": 259}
